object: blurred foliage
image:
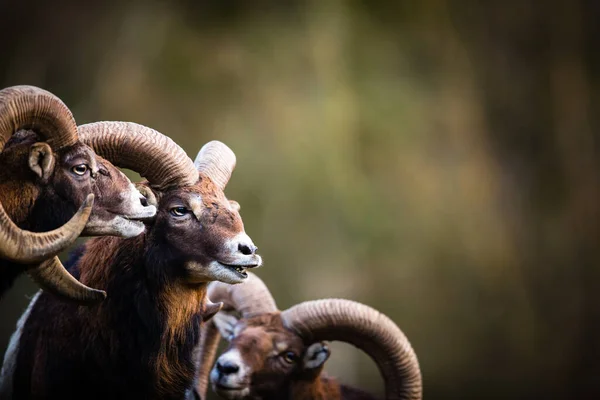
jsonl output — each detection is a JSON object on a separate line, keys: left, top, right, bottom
{"left": 0, "top": 0, "right": 598, "bottom": 398}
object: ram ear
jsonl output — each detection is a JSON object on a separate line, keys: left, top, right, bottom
{"left": 203, "top": 301, "right": 224, "bottom": 322}
{"left": 28, "top": 142, "right": 56, "bottom": 182}
{"left": 135, "top": 183, "right": 158, "bottom": 207}
{"left": 302, "top": 342, "right": 330, "bottom": 371}
{"left": 212, "top": 310, "right": 240, "bottom": 341}
{"left": 228, "top": 200, "right": 240, "bottom": 212}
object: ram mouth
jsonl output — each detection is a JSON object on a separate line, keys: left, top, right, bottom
{"left": 213, "top": 382, "right": 249, "bottom": 395}
{"left": 122, "top": 211, "right": 155, "bottom": 225}
{"left": 219, "top": 262, "right": 260, "bottom": 279}
{"left": 111, "top": 215, "right": 149, "bottom": 238}
{"left": 215, "top": 384, "right": 243, "bottom": 391}
{"left": 121, "top": 216, "right": 145, "bottom": 226}
{"left": 123, "top": 209, "right": 156, "bottom": 221}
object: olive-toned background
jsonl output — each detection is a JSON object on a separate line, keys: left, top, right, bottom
{"left": 1, "top": 1, "right": 599, "bottom": 399}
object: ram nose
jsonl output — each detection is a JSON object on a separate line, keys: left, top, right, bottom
{"left": 211, "top": 349, "right": 250, "bottom": 391}
{"left": 219, "top": 233, "right": 262, "bottom": 274}
{"left": 216, "top": 360, "right": 240, "bottom": 376}
{"left": 137, "top": 195, "right": 156, "bottom": 218}
{"left": 124, "top": 184, "right": 156, "bottom": 219}
{"left": 236, "top": 232, "right": 258, "bottom": 256}
{"left": 237, "top": 242, "right": 257, "bottom": 256}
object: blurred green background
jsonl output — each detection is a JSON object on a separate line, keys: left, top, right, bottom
{"left": 1, "top": 0, "right": 599, "bottom": 398}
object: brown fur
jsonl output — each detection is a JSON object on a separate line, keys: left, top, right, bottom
{"left": 289, "top": 375, "right": 342, "bottom": 400}
{"left": 156, "top": 283, "right": 208, "bottom": 392}
{"left": 0, "top": 180, "right": 39, "bottom": 225}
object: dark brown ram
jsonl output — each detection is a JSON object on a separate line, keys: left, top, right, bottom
{"left": 0, "top": 86, "right": 157, "bottom": 303}
{"left": 0, "top": 131, "right": 261, "bottom": 400}
{"left": 196, "top": 273, "right": 422, "bottom": 400}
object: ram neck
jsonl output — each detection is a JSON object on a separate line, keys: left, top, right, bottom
{"left": 288, "top": 374, "right": 342, "bottom": 400}
{"left": 289, "top": 375, "right": 379, "bottom": 400}
{"left": 77, "top": 235, "right": 146, "bottom": 293}
{"left": 77, "top": 236, "right": 211, "bottom": 398}
{"left": 338, "top": 383, "right": 381, "bottom": 400}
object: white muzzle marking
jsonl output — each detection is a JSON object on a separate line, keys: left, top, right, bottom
{"left": 210, "top": 349, "right": 251, "bottom": 399}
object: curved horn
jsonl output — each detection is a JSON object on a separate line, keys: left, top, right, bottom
{"left": 194, "top": 141, "right": 236, "bottom": 191}
{"left": 0, "top": 194, "right": 93, "bottom": 264}
{"left": 0, "top": 85, "right": 86, "bottom": 264}
{"left": 78, "top": 122, "right": 198, "bottom": 191}
{"left": 281, "top": 299, "right": 423, "bottom": 400}
{"left": 207, "top": 272, "right": 278, "bottom": 318}
{"left": 29, "top": 255, "right": 107, "bottom": 305}
{"left": 0, "top": 85, "right": 78, "bottom": 151}
{"left": 196, "top": 273, "right": 278, "bottom": 398}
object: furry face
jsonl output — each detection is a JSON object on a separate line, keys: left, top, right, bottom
{"left": 144, "top": 174, "right": 261, "bottom": 285}
{"left": 210, "top": 313, "right": 329, "bottom": 399}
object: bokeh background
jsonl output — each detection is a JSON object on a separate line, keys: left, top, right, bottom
{"left": 1, "top": 0, "right": 599, "bottom": 398}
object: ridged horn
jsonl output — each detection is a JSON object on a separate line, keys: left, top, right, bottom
{"left": 0, "top": 85, "right": 86, "bottom": 264}
{"left": 78, "top": 122, "right": 198, "bottom": 191}
{"left": 207, "top": 272, "right": 278, "bottom": 318}
{"left": 28, "top": 254, "right": 107, "bottom": 305}
{"left": 0, "top": 85, "right": 79, "bottom": 151}
{"left": 196, "top": 273, "right": 278, "bottom": 398}
{"left": 280, "top": 299, "right": 423, "bottom": 400}
{"left": 194, "top": 141, "right": 236, "bottom": 191}
{"left": 0, "top": 194, "right": 94, "bottom": 264}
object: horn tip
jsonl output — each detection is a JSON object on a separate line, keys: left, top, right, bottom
{"left": 79, "top": 288, "right": 107, "bottom": 305}
{"left": 50, "top": 286, "right": 107, "bottom": 306}
{"left": 200, "top": 140, "right": 236, "bottom": 157}
{"left": 203, "top": 301, "right": 224, "bottom": 322}
{"left": 84, "top": 193, "right": 95, "bottom": 206}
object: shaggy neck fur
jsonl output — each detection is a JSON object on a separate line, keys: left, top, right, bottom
{"left": 11, "top": 235, "right": 212, "bottom": 400}
{"left": 81, "top": 235, "right": 210, "bottom": 397}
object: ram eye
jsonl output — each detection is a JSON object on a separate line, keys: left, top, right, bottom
{"left": 170, "top": 207, "right": 188, "bottom": 217}
{"left": 282, "top": 351, "right": 298, "bottom": 364}
{"left": 71, "top": 164, "right": 88, "bottom": 176}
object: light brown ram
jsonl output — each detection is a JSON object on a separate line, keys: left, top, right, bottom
{"left": 196, "top": 272, "right": 422, "bottom": 400}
